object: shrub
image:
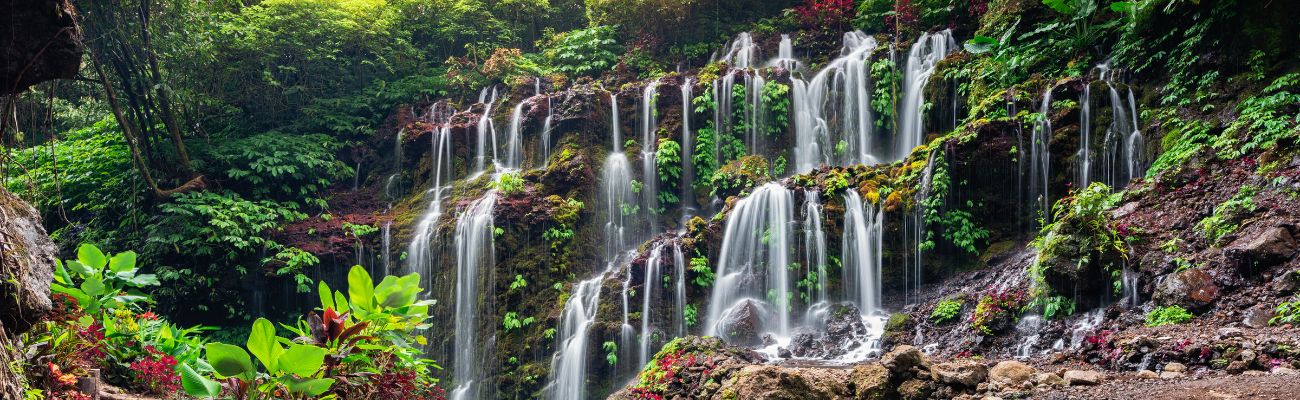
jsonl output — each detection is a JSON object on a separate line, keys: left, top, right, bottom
{"left": 1197, "top": 185, "right": 1260, "bottom": 244}
{"left": 931, "top": 299, "right": 963, "bottom": 323}
{"left": 1270, "top": 299, "right": 1300, "bottom": 326}
{"left": 1030, "top": 183, "right": 1127, "bottom": 298}
{"left": 541, "top": 26, "right": 621, "bottom": 77}
{"left": 494, "top": 171, "right": 525, "bottom": 195}
{"left": 1145, "top": 305, "right": 1194, "bottom": 327}
{"left": 970, "top": 289, "right": 1027, "bottom": 335}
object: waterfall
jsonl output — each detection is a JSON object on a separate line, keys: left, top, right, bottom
{"left": 640, "top": 81, "right": 661, "bottom": 232}
{"left": 896, "top": 30, "right": 956, "bottom": 161}
{"left": 767, "top": 34, "right": 799, "bottom": 70}
{"left": 843, "top": 191, "right": 883, "bottom": 315}
{"left": 474, "top": 87, "right": 500, "bottom": 176}
{"left": 639, "top": 244, "right": 666, "bottom": 368}
{"left": 705, "top": 183, "right": 794, "bottom": 340}
{"left": 504, "top": 101, "right": 526, "bottom": 170}
{"left": 791, "top": 31, "right": 879, "bottom": 173}
{"left": 715, "top": 32, "right": 758, "bottom": 69}
{"left": 546, "top": 258, "right": 624, "bottom": 400}
{"left": 1078, "top": 81, "right": 1092, "bottom": 187}
{"left": 384, "top": 128, "right": 404, "bottom": 198}
{"left": 603, "top": 94, "right": 636, "bottom": 258}
{"left": 381, "top": 220, "right": 392, "bottom": 277}
{"left": 1093, "top": 64, "right": 1146, "bottom": 188}
{"left": 680, "top": 78, "right": 696, "bottom": 219}
{"left": 1125, "top": 89, "right": 1144, "bottom": 180}
{"left": 908, "top": 151, "right": 937, "bottom": 299}
{"left": 449, "top": 190, "right": 499, "bottom": 400}
{"left": 672, "top": 242, "right": 687, "bottom": 337}
{"left": 406, "top": 116, "right": 456, "bottom": 279}
{"left": 542, "top": 94, "right": 554, "bottom": 162}
{"left": 1030, "top": 86, "right": 1053, "bottom": 224}
{"left": 801, "top": 191, "right": 828, "bottom": 305}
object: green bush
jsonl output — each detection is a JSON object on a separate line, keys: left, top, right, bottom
{"left": 930, "top": 299, "right": 963, "bottom": 323}
{"left": 206, "top": 132, "right": 352, "bottom": 205}
{"left": 540, "top": 26, "right": 621, "bottom": 77}
{"left": 1030, "top": 182, "right": 1127, "bottom": 297}
{"left": 1197, "top": 185, "right": 1259, "bottom": 244}
{"left": 1270, "top": 299, "right": 1300, "bottom": 326}
{"left": 1145, "top": 305, "right": 1194, "bottom": 327}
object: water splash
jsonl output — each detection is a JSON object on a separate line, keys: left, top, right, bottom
{"left": 705, "top": 183, "right": 794, "bottom": 339}
{"left": 843, "top": 191, "right": 883, "bottom": 315}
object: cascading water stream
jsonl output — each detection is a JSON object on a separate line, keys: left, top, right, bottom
{"left": 546, "top": 254, "right": 630, "bottom": 400}
{"left": 504, "top": 101, "right": 526, "bottom": 170}
{"left": 791, "top": 31, "right": 879, "bottom": 172}
{"left": 474, "top": 87, "right": 500, "bottom": 176}
{"left": 672, "top": 242, "right": 686, "bottom": 337}
{"left": 896, "top": 30, "right": 956, "bottom": 161}
{"left": 801, "top": 191, "right": 828, "bottom": 305}
{"left": 705, "top": 183, "right": 794, "bottom": 340}
{"left": 640, "top": 81, "right": 661, "bottom": 233}
{"left": 449, "top": 189, "right": 499, "bottom": 400}
{"left": 680, "top": 79, "right": 696, "bottom": 219}
{"left": 639, "top": 244, "right": 666, "bottom": 368}
{"left": 407, "top": 110, "right": 456, "bottom": 280}
{"left": 603, "top": 93, "right": 636, "bottom": 258}
{"left": 1030, "top": 86, "right": 1053, "bottom": 224}
{"left": 1078, "top": 81, "right": 1092, "bottom": 187}
{"left": 715, "top": 32, "right": 758, "bottom": 69}
{"left": 843, "top": 191, "right": 883, "bottom": 315}
{"left": 767, "top": 34, "right": 799, "bottom": 70}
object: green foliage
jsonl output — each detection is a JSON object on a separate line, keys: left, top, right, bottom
{"left": 761, "top": 82, "right": 790, "bottom": 136}
{"left": 602, "top": 341, "right": 618, "bottom": 365}
{"left": 930, "top": 299, "right": 963, "bottom": 324}
{"left": 494, "top": 171, "right": 525, "bottom": 195}
{"left": 683, "top": 304, "right": 698, "bottom": 328}
{"left": 1030, "top": 182, "right": 1127, "bottom": 296}
{"left": 205, "top": 132, "right": 352, "bottom": 205}
{"left": 1028, "top": 295, "right": 1077, "bottom": 320}
{"left": 51, "top": 244, "right": 158, "bottom": 316}
{"left": 502, "top": 312, "right": 535, "bottom": 332}
{"left": 971, "top": 290, "right": 1027, "bottom": 335}
{"left": 510, "top": 274, "right": 528, "bottom": 292}
{"left": 1213, "top": 73, "right": 1300, "bottom": 159}
{"left": 870, "top": 59, "right": 898, "bottom": 131}
{"left": 822, "top": 169, "right": 850, "bottom": 195}
{"left": 540, "top": 26, "right": 621, "bottom": 77}
{"left": 1197, "top": 185, "right": 1259, "bottom": 244}
{"left": 1145, "top": 305, "right": 1193, "bottom": 327}
{"left": 919, "top": 151, "right": 989, "bottom": 254}
{"left": 656, "top": 138, "right": 683, "bottom": 206}
{"left": 1270, "top": 299, "right": 1300, "bottom": 326}
{"left": 689, "top": 255, "right": 715, "bottom": 287}
{"left": 795, "top": 269, "right": 820, "bottom": 303}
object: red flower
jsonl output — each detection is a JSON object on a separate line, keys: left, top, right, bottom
{"left": 139, "top": 311, "right": 159, "bottom": 321}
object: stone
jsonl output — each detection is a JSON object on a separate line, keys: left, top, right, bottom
{"left": 897, "top": 379, "right": 934, "bottom": 399}
{"left": 1240, "top": 349, "right": 1257, "bottom": 362}
{"left": 1034, "top": 372, "right": 1065, "bottom": 387}
{"left": 0, "top": 0, "right": 84, "bottom": 96}
{"left": 1160, "top": 371, "right": 1185, "bottom": 379}
{"left": 1063, "top": 370, "right": 1103, "bottom": 386}
{"left": 1217, "top": 328, "right": 1244, "bottom": 339}
{"left": 1272, "top": 367, "right": 1298, "bottom": 375}
{"left": 1243, "top": 306, "right": 1273, "bottom": 329}
{"left": 1272, "top": 272, "right": 1299, "bottom": 294}
{"left": 0, "top": 189, "right": 62, "bottom": 399}
{"left": 881, "top": 345, "right": 929, "bottom": 375}
{"left": 850, "top": 364, "right": 890, "bottom": 400}
{"left": 715, "top": 365, "right": 854, "bottom": 400}
{"left": 1163, "top": 362, "right": 1187, "bottom": 373}
{"left": 931, "top": 360, "right": 989, "bottom": 387}
{"left": 783, "top": 303, "right": 869, "bottom": 359}
{"left": 988, "top": 361, "right": 1036, "bottom": 387}
{"left": 1225, "top": 226, "right": 1297, "bottom": 270}
{"left": 716, "top": 300, "right": 766, "bottom": 347}
{"left": 1136, "top": 370, "right": 1159, "bottom": 379}
{"left": 1153, "top": 268, "right": 1220, "bottom": 311}
{"left": 1227, "top": 361, "right": 1248, "bottom": 374}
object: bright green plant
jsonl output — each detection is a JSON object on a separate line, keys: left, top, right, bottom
{"left": 1027, "top": 295, "right": 1077, "bottom": 320}
{"left": 207, "top": 132, "right": 352, "bottom": 206}
{"left": 930, "top": 299, "right": 963, "bottom": 323}
{"left": 656, "top": 137, "right": 683, "bottom": 206}
{"left": 542, "top": 26, "right": 621, "bottom": 77}
{"left": 762, "top": 81, "right": 790, "bottom": 136}
{"left": 602, "top": 341, "right": 618, "bottom": 365}
{"left": 683, "top": 304, "right": 698, "bottom": 328}
{"left": 689, "top": 255, "right": 715, "bottom": 287}
{"left": 503, "top": 312, "right": 535, "bottom": 332}
{"left": 494, "top": 172, "right": 525, "bottom": 195}
{"left": 1145, "top": 305, "right": 1193, "bottom": 327}
{"left": 510, "top": 274, "right": 528, "bottom": 291}
{"left": 1270, "top": 299, "right": 1300, "bottom": 326}
{"left": 51, "top": 244, "right": 159, "bottom": 314}
{"left": 1198, "top": 185, "right": 1260, "bottom": 244}
{"left": 181, "top": 318, "right": 334, "bottom": 398}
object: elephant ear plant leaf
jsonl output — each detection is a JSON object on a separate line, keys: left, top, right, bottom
{"left": 50, "top": 243, "right": 158, "bottom": 314}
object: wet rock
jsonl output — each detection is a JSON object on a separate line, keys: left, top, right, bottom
{"left": 931, "top": 360, "right": 988, "bottom": 387}
{"left": 783, "top": 303, "right": 869, "bottom": 359}
{"left": 1218, "top": 327, "right": 1244, "bottom": 339}
{"left": 988, "top": 361, "right": 1036, "bottom": 387}
{"left": 1062, "top": 370, "right": 1103, "bottom": 385}
{"left": 1225, "top": 226, "right": 1297, "bottom": 270}
{"left": 1136, "top": 370, "right": 1159, "bottom": 379}
{"left": 1033, "top": 372, "right": 1065, "bottom": 387}
{"left": 717, "top": 300, "right": 766, "bottom": 347}
{"left": 897, "top": 379, "right": 934, "bottom": 399}
{"left": 881, "top": 345, "right": 929, "bottom": 375}
{"left": 1153, "top": 268, "right": 1220, "bottom": 311}
{"left": 0, "top": 189, "right": 60, "bottom": 399}
{"left": 850, "top": 364, "right": 890, "bottom": 399}
{"left": 1272, "top": 271, "right": 1298, "bottom": 294}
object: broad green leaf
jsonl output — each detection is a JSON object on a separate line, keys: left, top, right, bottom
{"left": 318, "top": 281, "right": 334, "bottom": 310}
{"left": 964, "top": 36, "right": 998, "bottom": 54}
{"left": 284, "top": 377, "right": 335, "bottom": 396}
{"left": 347, "top": 265, "right": 374, "bottom": 312}
{"left": 64, "top": 260, "right": 92, "bottom": 277}
{"left": 54, "top": 260, "right": 71, "bottom": 285}
{"left": 246, "top": 318, "right": 283, "bottom": 371}
{"left": 108, "top": 251, "right": 137, "bottom": 273}
{"left": 77, "top": 244, "right": 108, "bottom": 272}
{"left": 278, "top": 344, "right": 326, "bottom": 376}
{"left": 1110, "top": 1, "right": 1133, "bottom": 12}
{"left": 81, "top": 276, "right": 106, "bottom": 297}
{"left": 333, "top": 291, "right": 350, "bottom": 313}
{"left": 205, "top": 343, "right": 254, "bottom": 378}
{"left": 179, "top": 363, "right": 222, "bottom": 398}
{"left": 126, "top": 273, "right": 160, "bottom": 287}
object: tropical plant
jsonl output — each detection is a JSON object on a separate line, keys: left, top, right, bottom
{"left": 1145, "top": 305, "right": 1193, "bottom": 327}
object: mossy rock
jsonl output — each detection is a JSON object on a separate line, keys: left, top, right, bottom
{"left": 711, "top": 155, "right": 770, "bottom": 199}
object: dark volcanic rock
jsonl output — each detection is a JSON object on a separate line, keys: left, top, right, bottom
{"left": 717, "top": 299, "right": 767, "bottom": 347}
{"left": 782, "top": 303, "right": 870, "bottom": 359}
{"left": 1154, "top": 269, "right": 1220, "bottom": 311}
{"left": 1225, "top": 226, "right": 1297, "bottom": 271}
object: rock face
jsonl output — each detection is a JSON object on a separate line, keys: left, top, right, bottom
{"left": 1225, "top": 226, "right": 1297, "bottom": 270}
{"left": 1153, "top": 268, "right": 1220, "bottom": 311}
{"left": 1, "top": 0, "right": 83, "bottom": 95}
{"left": 782, "top": 303, "right": 870, "bottom": 359}
{"left": 0, "top": 189, "right": 60, "bottom": 399}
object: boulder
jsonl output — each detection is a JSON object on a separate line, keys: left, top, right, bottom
{"left": 1, "top": 0, "right": 83, "bottom": 95}
{"left": 714, "top": 365, "right": 853, "bottom": 400}
{"left": 1033, "top": 372, "right": 1065, "bottom": 387}
{"left": 987, "top": 361, "right": 1036, "bottom": 387}
{"left": 1136, "top": 370, "right": 1159, "bottom": 379}
{"left": 783, "top": 303, "right": 870, "bottom": 359}
{"left": 717, "top": 300, "right": 766, "bottom": 347}
{"left": 931, "top": 360, "right": 988, "bottom": 387}
{"left": 1163, "top": 362, "right": 1187, "bottom": 373}
{"left": 850, "top": 364, "right": 890, "bottom": 399}
{"left": 1062, "top": 370, "right": 1103, "bottom": 385}
{"left": 881, "top": 345, "right": 930, "bottom": 375}
{"left": 0, "top": 189, "right": 60, "bottom": 399}
{"left": 897, "top": 378, "right": 934, "bottom": 399}
{"left": 1153, "top": 269, "right": 1220, "bottom": 311}
{"left": 1225, "top": 226, "right": 1297, "bottom": 270}
{"left": 1159, "top": 371, "right": 1185, "bottom": 379}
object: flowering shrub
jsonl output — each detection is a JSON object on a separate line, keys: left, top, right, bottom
{"left": 625, "top": 337, "right": 722, "bottom": 398}
{"left": 970, "top": 289, "right": 1027, "bottom": 335}
{"left": 794, "top": 0, "right": 855, "bottom": 31}
{"left": 128, "top": 347, "right": 181, "bottom": 394}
